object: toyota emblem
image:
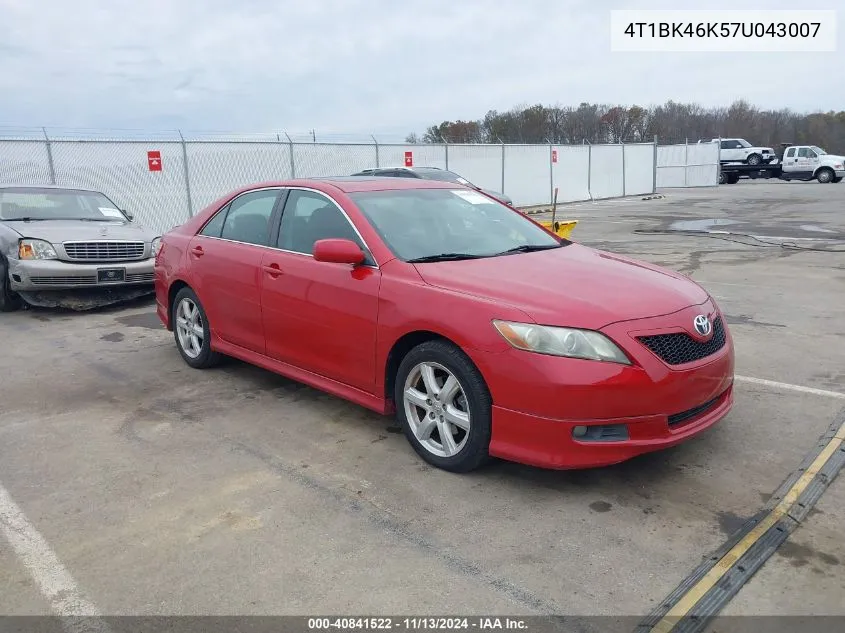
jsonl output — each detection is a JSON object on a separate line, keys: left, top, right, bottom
{"left": 693, "top": 314, "right": 712, "bottom": 336}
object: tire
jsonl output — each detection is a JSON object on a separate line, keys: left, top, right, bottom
{"left": 0, "top": 261, "right": 23, "bottom": 313}
{"left": 726, "top": 173, "right": 740, "bottom": 184}
{"left": 718, "top": 171, "right": 726, "bottom": 185}
{"left": 816, "top": 168, "right": 834, "bottom": 184}
{"left": 171, "top": 287, "right": 222, "bottom": 369}
{"left": 394, "top": 340, "right": 492, "bottom": 473}
{"left": 746, "top": 153, "right": 762, "bottom": 166}
{"left": 833, "top": 177, "right": 842, "bottom": 183}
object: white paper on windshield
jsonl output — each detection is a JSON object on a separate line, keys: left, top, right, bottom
{"left": 451, "top": 190, "right": 490, "bottom": 205}
{"left": 99, "top": 207, "right": 123, "bottom": 218}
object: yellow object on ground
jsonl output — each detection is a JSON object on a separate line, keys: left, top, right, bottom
{"left": 538, "top": 219, "right": 578, "bottom": 239}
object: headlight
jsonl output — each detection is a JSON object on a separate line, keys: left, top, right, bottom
{"left": 492, "top": 320, "right": 631, "bottom": 364}
{"left": 151, "top": 237, "right": 162, "bottom": 256}
{"left": 18, "top": 239, "right": 57, "bottom": 260}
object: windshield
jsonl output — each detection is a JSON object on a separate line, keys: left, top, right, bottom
{"left": 415, "top": 169, "right": 473, "bottom": 186}
{"left": 349, "top": 188, "right": 563, "bottom": 262}
{"left": 810, "top": 146, "right": 827, "bottom": 155}
{"left": 0, "top": 188, "right": 126, "bottom": 221}
{"left": 737, "top": 139, "right": 752, "bottom": 148}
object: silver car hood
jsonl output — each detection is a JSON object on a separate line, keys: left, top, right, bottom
{"left": 2, "top": 219, "right": 157, "bottom": 243}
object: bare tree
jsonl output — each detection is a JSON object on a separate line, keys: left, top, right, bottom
{"left": 411, "top": 100, "right": 845, "bottom": 152}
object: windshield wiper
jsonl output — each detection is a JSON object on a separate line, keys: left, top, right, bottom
{"left": 407, "top": 252, "right": 486, "bottom": 263}
{"left": 493, "top": 243, "right": 563, "bottom": 256}
{"left": 76, "top": 217, "right": 118, "bottom": 222}
{"left": 2, "top": 217, "right": 48, "bottom": 222}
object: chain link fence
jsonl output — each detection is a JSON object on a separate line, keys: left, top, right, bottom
{"left": 0, "top": 132, "right": 717, "bottom": 235}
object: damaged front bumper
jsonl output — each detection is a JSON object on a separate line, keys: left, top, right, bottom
{"left": 17, "top": 286, "right": 155, "bottom": 310}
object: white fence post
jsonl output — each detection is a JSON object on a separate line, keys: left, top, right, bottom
{"left": 42, "top": 128, "right": 56, "bottom": 185}
{"left": 652, "top": 135, "right": 658, "bottom": 193}
{"left": 178, "top": 130, "right": 194, "bottom": 219}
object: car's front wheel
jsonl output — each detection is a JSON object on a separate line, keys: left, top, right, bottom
{"left": 172, "top": 287, "right": 221, "bottom": 369}
{"left": 816, "top": 168, "right": 834, "bottom": 184}
{"left": 746, "top": 153, "right": 762, "bottom": 166}
{"left": 394, "top": 340, "right": 492, "bottom": 473}
{"left": 0, "top": 261, "right": 22, "bottom": 313}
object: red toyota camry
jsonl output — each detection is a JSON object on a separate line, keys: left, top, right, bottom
{"left": 154, "top": 177, "right": 734, "bottom": 473}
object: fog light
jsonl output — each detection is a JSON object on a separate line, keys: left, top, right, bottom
{"left": 571, "top": 424, "right": 630, "bottom": 442}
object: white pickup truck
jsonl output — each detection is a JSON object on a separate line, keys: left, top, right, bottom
{"left": 719, "top": 144, "right": 845, "bottom": 184}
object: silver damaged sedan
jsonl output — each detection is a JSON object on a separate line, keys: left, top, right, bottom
{"left": 1, "top": 185, "right": 161, "bottom": 311}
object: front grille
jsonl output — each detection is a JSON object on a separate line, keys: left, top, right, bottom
{"left": 125, "top": 272, "right": 154, "bottom": 283}
{"left": 30, "top": 275, "right": 97, "bottom": 286}
{"left": 668, "top": 396, "right": 720, "bottom": 427}
{"left": 63, "top": 241, "right": 146, "bottom": 262}
{"left": 638, "top": 316, "right": 726, "bottom": 366}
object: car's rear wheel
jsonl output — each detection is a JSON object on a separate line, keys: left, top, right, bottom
{"left": 172, "top": 287, "right": 221, "bottom": 369}
{"left": 0, "top": 261, "right": 23, "bottom": 313}
{"left": 394, "top": 340, "right": 492, "bottom": 473}
{"left": 816, "top": 168, "right": 834, "bottom": 184}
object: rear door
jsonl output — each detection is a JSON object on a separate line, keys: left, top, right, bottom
{"left": 187, "top": 188, "right": 284, "bottom": 354}
{"left": 720, "top": 140, "right": 743, "bottom": 162}
{"left": 260, "top": 188, "right": 381, "bottom": 392}
{"left": 782, "top": 146, "right": 799, "bottom": 173}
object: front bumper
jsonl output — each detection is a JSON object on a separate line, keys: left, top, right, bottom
{"left": 472, "top": 300, "right": 735, "bottom": 469}
{"left": 8, "top": 258, "right": 155, "bottom": 291}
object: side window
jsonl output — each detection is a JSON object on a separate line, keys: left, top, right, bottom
{"left": 199, "top": 206, "right": 228, "bottom": 237}
{"left": 807, "top": 150, "right": 818, "bottom": 159}
{"left": 797, "top": 148, "right": 810, "bottom": 158}
{"left": 720, "top": 141, "right": 731, "bottom": 150}
{"left": 278, "top": 190, "right": 366, "bottom": 256}
{"left": 786, "top": 147, "right": 796, "bottom": 158}
{"left": 219, "top": 189, "right": 280, "bottom": 246}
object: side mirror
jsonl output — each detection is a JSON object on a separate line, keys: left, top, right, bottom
{"left": 122, "top": 209, "right": 134, "bottom": 221}
{"left": 313, "top": 238, "right": 365, "bottom": 265}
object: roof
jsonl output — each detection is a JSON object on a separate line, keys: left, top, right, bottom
{"left": 0, "top": 184, "right": 102, "bottom": 194}
{"left": 275, "top": 177, "right": 465, "bottom": 193}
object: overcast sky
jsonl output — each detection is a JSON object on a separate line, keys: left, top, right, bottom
{"left": 0, "top": 0, "right": 842, "bottom": 139}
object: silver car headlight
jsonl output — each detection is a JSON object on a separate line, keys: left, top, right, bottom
{"left": 492, "top": 320, "right": 631, "bottom": 364}
{"left": 18, "top": 239, "right": 58, "bottom": 260}
{"left": 151, "top": 237, "right": 162, "bottom": 256}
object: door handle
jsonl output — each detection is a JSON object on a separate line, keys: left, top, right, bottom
{"left": 191, "top": 246, "right": 204, "bottom": 257}
{"left": 263, "top": 263, "right": 283, "bottom": 277}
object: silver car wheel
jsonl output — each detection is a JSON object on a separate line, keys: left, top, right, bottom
{"left": 175, "top": 297, "right": 204, "bottom": 359}
{"left": 403, "top": 361, "right": 471, "bottom": 458}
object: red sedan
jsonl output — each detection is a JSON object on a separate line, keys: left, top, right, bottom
{"left": 154, "top": 177, "right": 734, "bottom": 473}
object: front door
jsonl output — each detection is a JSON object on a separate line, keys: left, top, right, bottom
{"left": 794, "top": 147, "right": 820, "bottom": 177}
{"left": 187, "top": 188, "right": 283, "bottom": 354}
{"left": 260, "top": 188, "right": 381, "bottom": 393}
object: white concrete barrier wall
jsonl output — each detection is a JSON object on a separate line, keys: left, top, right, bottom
{"left": 0, "top": 136, "right": 714, "bottom": 235}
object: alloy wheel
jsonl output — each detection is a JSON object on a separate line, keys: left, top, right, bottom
{"left": 402, "top": 361, "right": 471, "bottom": 458}
{"left": 175, "top": 297, "right": 204, "bottom": 359}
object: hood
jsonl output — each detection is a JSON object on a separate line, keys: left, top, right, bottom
{"left": 412, "top": 243, "right": 709, "bottom": 329}
{"left": 822, "top": 154, "right": 845, "bottom": 163}
{"left": 1, "top": 219, "right": 156, "bottom": 243}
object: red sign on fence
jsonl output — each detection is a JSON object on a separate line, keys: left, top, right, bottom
{"left": 404, "top": 151, "right": 413, "bottom": 167}
{"left": 551, "top": 149, "right": 558, "bottom": 163}
{"left": 147, "top": 150, "right": 162, "bottom": 172}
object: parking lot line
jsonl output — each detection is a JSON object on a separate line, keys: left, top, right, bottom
{"left": 0, "top": 482, "right": 110, "bottom": 631}
{"left": 640, "top": 409, "right": 845, "bottom": 633}
{"left": 735, "top": 375, "right": 845, "bottom": 400}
